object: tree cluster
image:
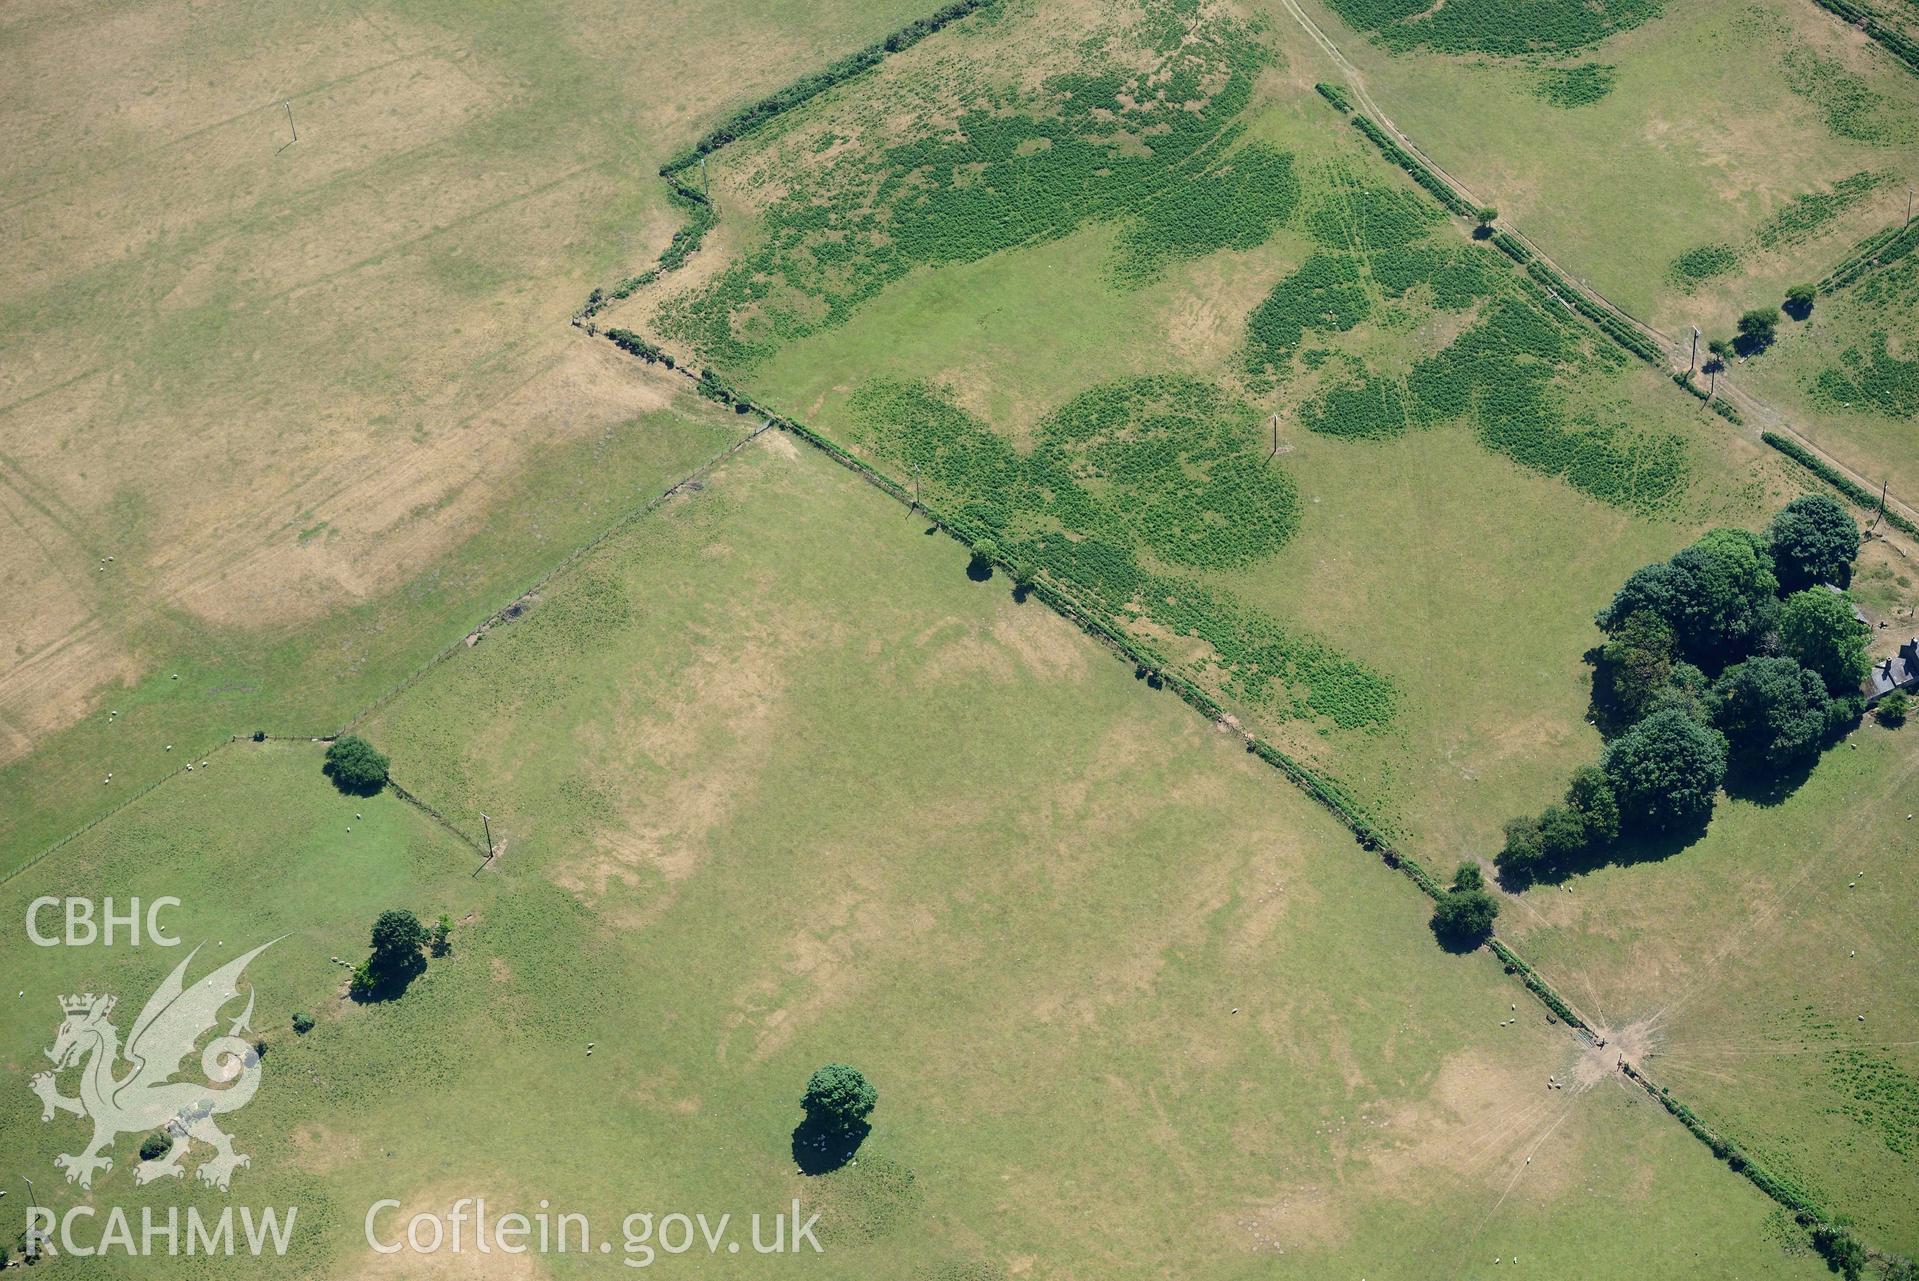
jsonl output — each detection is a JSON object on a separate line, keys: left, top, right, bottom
{"left": 1499, "top": 497, "right": 1867, "bottom": 885}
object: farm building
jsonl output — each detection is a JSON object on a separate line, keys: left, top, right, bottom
{"left": 1864, "top": 637, "right": 1919, "bottom": 705}
{"left": 1823, "top": 583, "right": 1871, "bottom": 628}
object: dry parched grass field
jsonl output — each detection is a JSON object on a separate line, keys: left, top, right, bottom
{"left": 0, "top": 0, "right": 936, "bottom": 859}
{"left": 2, "top": 0, "right": 1916, "bottom": 1275}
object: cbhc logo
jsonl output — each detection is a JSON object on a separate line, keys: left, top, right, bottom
{"left": 26, "top": 897, "right": 181, "bottom": 947}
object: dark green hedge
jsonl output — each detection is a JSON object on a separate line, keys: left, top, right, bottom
{"left": 659, "top": 0, "right": 999, "bottom": 176}
{"left": 1807, "top": 0, "right": 1919, "bottom": 75}
{"left": 1762, "top": 432, "right": 1919, "bottom": 537}
{"left": 1314, "top": 81, "right": 1353, "bottom": 113}
{"left": 1349, "top": 115, "right": 1475, "bottom": 217}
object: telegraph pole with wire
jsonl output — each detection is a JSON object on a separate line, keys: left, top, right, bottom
{"left": 1688, "top": 326, "right": 1700, "bottom": 378}
{"left": 480, "top": 813, "right": 494, "bottom": 861}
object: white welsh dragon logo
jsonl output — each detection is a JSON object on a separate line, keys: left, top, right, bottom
{"left": 29, "top": 940, "right": 278, "bottom": 1191}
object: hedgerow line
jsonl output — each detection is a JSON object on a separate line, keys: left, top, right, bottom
{"left": 1805, "top": 0, "right": 1919, "bottom": 77}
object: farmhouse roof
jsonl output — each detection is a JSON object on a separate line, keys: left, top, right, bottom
{"left": 1864, "top": 636, "right": 1919, "bottom": 704}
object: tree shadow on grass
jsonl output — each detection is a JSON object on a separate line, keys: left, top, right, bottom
{"left": 346, "top": 954, "right": 425, "bottom": 1005}
{"left": 1721, "top": 754, "right": 1819, "bottom": 808}
{"left": 1499, "top": 819, "right": 1712, "bottom": 891}
{"left": 791, "top": 1118, "right": 870, "bottom": 1176}
{"left": 965, "top": 554, "right": 994, "bottom": 583}
{"left": 322, "top": 764, "right": 386, "bottom": 798}
{"left": 1430, "top": 921, "right": 1490, "bottom": 955}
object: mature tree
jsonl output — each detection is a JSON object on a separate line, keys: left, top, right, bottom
{"left": 1783, "top": 283, "right": 1816, "bottom": 320}
{"left": 1602, "top": 707, "right": 1728, "bottom": 831}
{"left": 1647, "top": 661, "right": 1712, "bottom": 723}
{"left": 1811, "top": 1226, "right": 1867, "bottom": 1281}
{"left": 1536, "top": 804, "right": 1588, "bottom": 861}
{"left": 1598, "top": 531, "right": 1777, "bottom": 665}
{"left": 1779, "top": 588, "right": 1871, "bottom": 693}
{"left": 1474, "top": 206, "right": 1498, "bottom": 238}
{"left": 1597, "top": 565, "right": 1681, "bottom": 635}
{"left": 1711, "top": 656, "right": 1842, "bottom": 770}
{"left": 1593, "top": 609, "right": 1678, "bottom": 725}
{"left": 1877, "top": 690, "right": 1910, "bottom": 728}
{"left": 967, "top": 538, "right": 1000, "bottom": 580}
{"left": 802, "top": 1064, "right": 878, "bottom": 1133}
{"left": 1680, "top": 528, "right": 1780, "bottom": 657}
{"left": 1736, "top": 306, "right": 1780, "bottom": 353}
{"left": 139, "top": 1132, "right": 172, "bottom": 1162}
{"left": 370, "top": 909, "right": 427, "bottom": 970}
{"left": 1565, "top": 764, "right": 1621, "bottom": 844}
{"left": 323, "top": 734, "right": 389, "bottom": 795}
{"left": 1452, "top": 861, "right": 1485, "bottom": 892}
{"left": 1767, "top": 494, "right": 1860, "bottom": 591}
{"left": 1432, "top": 886, "right": 1499, "bottom": 947}
{"left": 1495, "top": 815, "right": 1544, "bottom": 881}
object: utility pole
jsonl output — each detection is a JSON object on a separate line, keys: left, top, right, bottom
{"left": 1868, "top": 479, "right": 1889, "bottom": 536}
{"left": 1907, "top": 184, "right": 1914, "bottom": 227}
{"left": 1269, "top": 413, "right": 1280, "bottom": 459}
{"left": 277, "top": 100, "right": 297, "bottom": 155}
{"left": 480, "top": 813, "right": 494, "bottom": 861}
{"left": 1688, "top": 326, "right": 1700, "bottom": 378}
{"left": 701, "top": 155, "right": 709, "bottom": 196}
{"left": 911, "top": 466, "right": 921, "bottom": 512}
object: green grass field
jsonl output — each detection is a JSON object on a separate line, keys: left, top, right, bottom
{"left": 612, "top": 0, "right": 1800, "bottom": 856}
{"left": 1741, "top": 247, "right": 1919, "bottom": 502}
{"left": 1507, "top": 722, "right": 1919, "bottom": 1255}
{"left": 1297, "top": 0, "right": 1919, "bottom": 332}
{"left": 0, "top": 434, "right": 1825, "bottom": 1278}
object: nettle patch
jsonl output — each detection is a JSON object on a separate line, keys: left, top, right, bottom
{"left": 657, "top": 7, "right": 1270, "bottom": 366}
{"left": 847, "top": 376, "right": 1396, "bottom": 732}
{"left": 1666, "top": 243, "right": 1740, "bottom": 292}
{"left": 1534, "top": 62, "right": 1617, "bottom": 108}
{"left": 1245, "top": 168, "right": 1689, "bottom": 513}
{"left": 1326, "top": 0, "right": 1661, "bottom": 56}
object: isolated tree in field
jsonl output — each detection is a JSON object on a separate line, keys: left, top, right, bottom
{"left": 802, "top": 1064, "right": 877, "bottom": 1133}
{"left": 1602, "top": 707, "right": 1728, "bottom": 831}
{"left": 1710, "top": 656, "right": 1845, "bottom": 771}
{"left": 371, "top": 909, "right": 426, "bottom": 968}
{"left": 1767, "top": 494, "right": 1859, "bottom": 590}
{"left": 1779, "top": 588, "right": 1871, "bottom": 694}
{"left": 139, "top": 1132, "right": 171, "bottom": 1163}
{"left": 1565, "top": 764, "right": 1621, "bottom": 844}
{"left": 1735, "top": 306, "right": 1780, "bottom": 354}
{"left": 1474, "top": 206, "right": 1498, "bottom": 238}
{"left": 1783, "top": 283, "right": 1816, "bottom": 320}
{"left": 323, "top": 734, "right": 389, "bottom": 795}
